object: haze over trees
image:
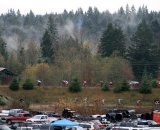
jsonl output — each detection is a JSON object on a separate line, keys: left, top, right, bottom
{"left": 0, "top": 5, "right": 160, "bottom": 86}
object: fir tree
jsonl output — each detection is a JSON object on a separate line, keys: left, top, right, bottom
{"left": 68, "top": 78, "right": 81, "bottom": 93}
{"left": 9, "top": 78, "right": 19, "bottom": 91}
{"left": 139, "top": 69, "right": 152, "bottom": 94}
{"left": 98, "top": 23, "right": 126, "bottom": 57}
{"left": 101, "top": 82, "right": 110, "bottom": 91}
{"left": 113, "top": 79, "right": 130, "bottom": 93}
{"left": 40, "top": 15, "right": 59, "bottom": 63}
{"left": 23, "top": 78, "right": 34, "bottom": 90}
{"left": 127, "top": 19, "right": 158, "bottom": 79}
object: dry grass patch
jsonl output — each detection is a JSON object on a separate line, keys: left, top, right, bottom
{"left": 0, "top": 86, "right": 160, "bottom": 114}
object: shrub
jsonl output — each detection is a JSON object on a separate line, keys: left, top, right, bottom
{"left": 150, "top": 79, "right": 157, "bottom": 88}
{"left": 68, "top": 78, "right": 81, "bottom": 93}
{"left": 9, "top": 78, "right": 19, "bottom": 91}
{"left": 139, "top": 71, "right": 152, "bottom": 94}
{"left": 101, "top": 82, "right": 109, "bottom": 91}
{"left": 22, "top": 78, "right": 34, "bottom": 90}
{"left": 113, "top": 79, "right": 130, "bottom": 93}
{"left": 139, "top": 80, "right": 152, "bottom": 94}
{"left": 120, "top": 79, "right": 130, "bottom": 91}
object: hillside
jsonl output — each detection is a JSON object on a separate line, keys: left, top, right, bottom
{"left": 0, "top": 86, "right": 160, "bottom": 115}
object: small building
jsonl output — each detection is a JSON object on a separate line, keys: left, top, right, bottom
{"left": 128, "top": 80, "right": 139, "bottom": 89}
{"left": 0, "top": 67, "right": 16, "bottom": 85}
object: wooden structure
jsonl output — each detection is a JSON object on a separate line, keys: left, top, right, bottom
{"left": 0, "top": 67, "right": 16, "bottom": 85}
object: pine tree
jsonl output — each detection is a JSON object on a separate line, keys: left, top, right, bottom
{"left": 98, "top": 23, "right": 126, "bottom": 57}
{"left": 101, "top": 82, "right": 110, "bottom": 91}
{"left": 127, "top": 19, "right": 158, "bottom": 79}
{"left": 139, "top": 70, "right": 152, "bottom": 94}
{"left": 9, "top": 78, "right": 19, "bottom": 91}
{"left": 113, "top": 79, "right": 130, "bottom": 93}
{"left": 41, "top": 30, "right": 53, "bottom": 63}
{"left": 23, "top": 78, "right": 34, "bottom": 90}
{"left": 40, "top": 15, "right": 59, "bottom": 63}
{"left": 68, "top": 78, "right": 81, "bottom": 93}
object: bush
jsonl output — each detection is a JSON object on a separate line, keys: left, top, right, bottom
{"left": 120, "top": 79, "right": 130, "bottom": 91}
{"left": 150, "top": 79, "right": 157, "bottom": 88}
{"left": 22, "top": 78, "right": 34, "bottom": 90}
{"left": 68, "top": 78, "right": 81, "bottom": 93}
{"left": 9, "top": 78, "right": 19, "bottom": 91}
{"left": 139, "top": 71, "right": 152, "bottom": 94}
{"left": 139, "top": 81, "right": 152, "bottom": 94}
{"left": 101, "top": 82, "right": 109, "bottom": 91}
{"left": 113, "top": 79, "right": 130, "bottom": 93}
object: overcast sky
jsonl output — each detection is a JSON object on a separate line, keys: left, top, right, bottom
{"left": 0, "top": 0, "right": 160, "bottom": 15}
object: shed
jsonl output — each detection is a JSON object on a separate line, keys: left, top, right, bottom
{"left": 0, "top": 67, "right": 16, "bottom": 85}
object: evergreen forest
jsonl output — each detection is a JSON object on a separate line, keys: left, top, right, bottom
{"left": 0, "top": 5, "right": 160, "bottom": 87}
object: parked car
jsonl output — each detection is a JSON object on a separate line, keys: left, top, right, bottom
{"left": 26, "top": 115, "right": 58, "bottom": 123}
{"left": 0, "top": 124, "right": 12, "bottom": 130}
{"left": 91, "top": 120, "right": 105, "bottom": 129}
{"left": 111, "top": 126, "right": 150, "bottom": 130}
{"left": 10, "top": 122, "right": 42, "bottom": 130}
{"left": 106, "top": 109, "right": 132, "bottom": 122}
{"left": 91, "top": 114, "right": 109, "bottom": 126}
{"left": 26, "top": 115, "right": 48, "bottom": 123}
{"left": 0, "top": 110, "right": 9, "bottom": 118}
{"left": 67, "top": 126, "right": 84, "bottom": 130}
{"left": 38, "top": 124, "right": 58, "bottom": 130}
{"left": 3, "top": 113, "right": 32, "bottom": 125}
{"left": 12, "top": 126, "right": 34, "bottom": 130}
{"left": 29, "top": 110, "right": 44, "bottom": 116}
{"left": 134, "top": 120, "right": 158, "bottom": 127}
{"left": 62, "top": 108, "right": 79, "bottom": 118}
{"left": 42, "top": 111, "right": 60, "bottom": 118}
{"left": 79, "top": 122, "right": 96, "bottom": 130}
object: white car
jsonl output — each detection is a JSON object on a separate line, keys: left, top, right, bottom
{"left": 26, "top": 114, "right": 58, "bottom": 123}
{"left": 26, "top": 115, "right": 49, "bottom": 123}
{"left": 79, "top": 122, "right": 97, "bottom": 130}
{"left": 112, "top": 126, "right": 150, "bottom": 130}
{"left": 0, "top": 110, "right": 9, "bottom": 119}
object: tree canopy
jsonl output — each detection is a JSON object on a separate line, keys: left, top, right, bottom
{"left": 98, "top": 23, "right": 126, "bottom": 57}
{"left": 127, "top": 19, "right": 159, "bottom": 79}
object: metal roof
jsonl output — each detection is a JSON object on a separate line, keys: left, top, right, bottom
{"left": 0, "top": 67, "right": 6, "bottom": 72}
{"left": 0, "top": 67, "right": 16, "bottom": 76}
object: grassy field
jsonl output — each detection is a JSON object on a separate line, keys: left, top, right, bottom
{"left": 0, "top": 86, "right": 160, "bottom": 115}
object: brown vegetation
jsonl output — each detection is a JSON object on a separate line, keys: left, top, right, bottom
{"left": 0, "top": 86, "right": 160, "bottom": 115}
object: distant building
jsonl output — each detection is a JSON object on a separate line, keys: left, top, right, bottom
{"left": 0, "top": 67, "right": 16, "bottom": 85}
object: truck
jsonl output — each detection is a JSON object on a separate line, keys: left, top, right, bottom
{"left": 2, "top": 113, "right": 32, "bottom": 125}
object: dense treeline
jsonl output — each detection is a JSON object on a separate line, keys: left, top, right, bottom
{"left": 0, "top": 5, "right": 160, "bottom": 86}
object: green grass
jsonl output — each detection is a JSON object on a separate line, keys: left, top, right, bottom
{"left": 0, "top": 86, "right": 160, "bottom": 115}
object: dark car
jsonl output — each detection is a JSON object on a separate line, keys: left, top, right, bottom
{"left": 29, "top": 110, "right": 44, "bottom": 116}
{"left": 39, "top": 124, "right": 61, "bottom": 130}
{"left": 62, "top": 108, "right": 75, "bottom": 118}
{"left": 42, "top": 111, "right": 60, "bottom": 118}
{"left": 106, "top": 109, "right": 132, "bottom": 122}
